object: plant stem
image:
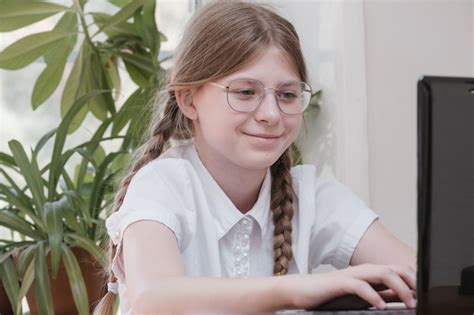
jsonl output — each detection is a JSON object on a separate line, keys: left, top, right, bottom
{"left": 73, "top": 0, "right": 94, "bottom": 48}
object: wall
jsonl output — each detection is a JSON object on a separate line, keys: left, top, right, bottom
{"left": 271, "top": 0, "right": 473, "bottom": 252}
{"left": 364, "top": 0, "right": 473, "bottom": 249}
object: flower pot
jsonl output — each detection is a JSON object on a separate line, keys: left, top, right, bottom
{"left": 26, "top": 247, "right": 107, "bottom": 315}
{"left": 0, "top": 282, "right": 14, "bottom": 315}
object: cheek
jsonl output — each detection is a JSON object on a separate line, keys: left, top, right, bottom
{"left": 286, "top": 116, "right": 302, "bottom": 140}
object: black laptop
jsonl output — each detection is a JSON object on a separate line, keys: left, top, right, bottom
{"left": 293, "top": 76, "right": 474, "bottom": 315}
{"left": 416, "top": 76, "right": 474, "bottom": 315}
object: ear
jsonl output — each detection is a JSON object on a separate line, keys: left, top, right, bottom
{"left": 175, "top": 89, "right": 198, "bottom": 120}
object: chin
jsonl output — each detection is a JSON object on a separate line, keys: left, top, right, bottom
{"left": 236, "top": 151, "right": 284, "bottom": 170}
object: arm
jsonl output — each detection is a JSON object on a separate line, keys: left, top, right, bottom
{"left": 123, "top": 220, "right": 292, "bottom": 314}
{"left": 350, "top": 219, "right": 416, "bottom": 270}
{"left": 124, "top": 220, "right": 416, "bottom": 314}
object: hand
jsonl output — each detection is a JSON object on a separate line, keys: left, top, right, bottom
{"left": 285, "top": 264, "right": 416, "bottom": 310}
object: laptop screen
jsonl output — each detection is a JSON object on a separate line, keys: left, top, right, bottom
{"left": 417, "top": 76, "right": 474, "bottom": 314}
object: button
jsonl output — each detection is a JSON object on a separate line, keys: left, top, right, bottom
{"left": 234, "top": 245, "right": 241, "bottom": 252}
{"left": 243, "top": 234, "right": 249, "bottom": 240}
{"left": 242, "top": 252, "right": 248, "bottom": 258}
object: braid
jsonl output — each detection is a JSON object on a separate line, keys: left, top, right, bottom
{"left": 113, "top": 94, "right": 180, "bottom": 210}
{"left": 94, "top": 91, "right": 186, "bottom": 315}
{"left": 270, "top": 149, "right": 295, "bottom": 276}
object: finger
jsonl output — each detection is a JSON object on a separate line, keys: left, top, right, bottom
{"left": 347, "top": 279, "right": 386, "bottom": 310}
{"left": 379, "top": 269, "right": 416, "bottom": 309}
{"left": 391, "top": 265, "right": 417, "bottom": 291}
{"left": 371, "top": 283, "right": 389, "bottom": 292}
{"left": 378, "top": 289, "right": 402, "bottom": 303}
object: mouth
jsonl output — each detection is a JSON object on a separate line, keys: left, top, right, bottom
{"left": 243, "top": 132, "right": 282, "bottom": 139}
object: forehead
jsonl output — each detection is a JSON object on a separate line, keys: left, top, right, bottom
{"left": 220, "top": 47, "right": 301, "bottom": 85}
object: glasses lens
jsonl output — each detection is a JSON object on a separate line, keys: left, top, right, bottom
{"left": 227, "top": 79, "right": 263, "bottom": 112}
{"left": 276, "top": 81, "right": 311, "bottom": 114}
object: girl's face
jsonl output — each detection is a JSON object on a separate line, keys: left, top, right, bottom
{"left": 189, "top": 46, "right": 303, "bottom": 172}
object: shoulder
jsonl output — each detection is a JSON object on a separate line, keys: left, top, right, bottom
{"left": 290, "top": 164, "right": 375, "bottom": 221}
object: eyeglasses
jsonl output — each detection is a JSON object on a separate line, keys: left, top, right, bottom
{"left": 209, "top": 78, "right": 312, "bottom": 115}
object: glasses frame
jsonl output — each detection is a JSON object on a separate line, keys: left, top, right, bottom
{"left": 209, "top": 78, "right": 313, "bottom": 115}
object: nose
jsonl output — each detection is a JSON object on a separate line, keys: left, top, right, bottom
{"left": 253, "top": 88, "right": 281, "bottom": 125}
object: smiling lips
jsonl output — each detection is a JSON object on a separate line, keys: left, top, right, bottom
{"left": 244, "top": 132, "right": 282, "bottom": 139}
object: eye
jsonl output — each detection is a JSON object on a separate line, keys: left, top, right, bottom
{"left": 237, "top": 89, "right": 256, "bottom": 96}
{"left": 229, "top": 88, "right": 258, "bottom": 99}
{"left": 278, "top": 91, "right": 299, "bottom": 103}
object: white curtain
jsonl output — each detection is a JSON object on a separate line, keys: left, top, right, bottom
{"left": 274, "top": 0, "right": 371, "bottom": 205}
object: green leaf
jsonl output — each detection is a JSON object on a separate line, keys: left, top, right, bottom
{"left": 0, "top": 255, "right": 20, "bottom": 314}
{"left": 0, "top": 244, "right": 32, "bottom": 264}
{"left": 44, "top": 200, "right": 65, "bottom": 279}
{"left": 64, "top": 233, "right": 107, "bottom": 268}
{"left": 123, "top": 58, "right": 150, "bottom": 87}
{"left": 34, "top": 243, "right": 54, "bottom": 315}
{"left": 16, "top": 258, "right": 34, "bottom": 315}
{"left": 108, "top": 0, "right": 134, "bottom": 8}
{"left": 75, "top": 117, "right": 114, "bottom": 189}
{"left": 112, "top": 88, "right": 144, "bottom": 136}
{"left": 0, "top": 181, "right": 44, "bottom": 231}
{"left": 86, "top": 53, "right": 112, "bottom": 120}
{"left": 31, "top": 40, "right": 70, "bottom": 109}
{"left": 308, "top": 89, "right": 322, "bottom": 113}
{"left": 134, "top": 0, "right": 159, "bottom": 56}
{"left": 15, "top": 244, "right": 36, "bottom": 277}
{"left": 33, "top": 128, "right": 57, "bottom": 157}
{"left": 61, "top": 245, "right": 89, "bottom": 315}
{"left": 8, "top": 140, "right": 46, "bottom": 216}
{"left": 0, "top": 1, "right": 69, "bottom": 32}
{"left": 91, "top": 12, "right": 136, "bottom": 36}
{"left": 49, "top": 90, "right": 106, "bottom": 200}
{"left": 110, "top": 152, "right": 131, "bottom": 174}
{"left": 94, "top": 0, "right": 146, "bottom": 36}
{"left": 290, "top": 143, "right": 303, "bottom": 166}
{"left": 107, "top": 55, "right": 122, "bottom": 100}
{"left": 60, "top": 43, "right": 89, "bottom": 134}
{"left": 119, "top": 50, "right": 154, "bottom": 74}
{"left": 0, "top": 152, "right": 17, "bottom": 169}
{"left": 44, "top": 12, "right": 78, "bottom": 65}
{"left": 0, "top": 210, "right": 44, "bottom": 240}
{"left": 61, "top": 198, "right": 87, "bottom": 236}
{"left": 0, "top": 31, "right": 73, "bottom": 70}
{"left": 0, "top": 169, "right": 30, "bottom": 204}
{"left": 62, "top": 190, "right": 91, "bottom": 227}
{"left": 61, "top": 169, "right": 75, "bottom": 191}
{"left": 93, "top": 144, "right": 107, "bottom": 166}
{"left": 32, "top": 12, "right": 78, "bottom": 109}
{"left": 89, "top": 152, "right": 124, "bottom": 219}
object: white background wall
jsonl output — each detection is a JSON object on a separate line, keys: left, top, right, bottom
{"left": 364, "top": 0, "right": 473, "bottom": 250}
{"left": 271, "top": 0, "right": 473, "bottom": 252}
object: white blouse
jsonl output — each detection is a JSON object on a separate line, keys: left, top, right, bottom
{"left": 105, "top": 141, "right": 378, "bottom": 314}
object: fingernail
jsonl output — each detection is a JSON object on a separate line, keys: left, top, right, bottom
{"left": 378, "top": 301, "right": 386, "bottom": 309}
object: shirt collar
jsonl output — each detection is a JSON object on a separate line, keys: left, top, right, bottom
{"left": 187, "top": 142, "right": 271, "bottom": 240}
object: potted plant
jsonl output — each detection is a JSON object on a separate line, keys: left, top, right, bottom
{"left": 0, "top": 1, "right": 167, "bottom": 312}
{"left": 0, "top": 91, "right": 132, "bottom": 314}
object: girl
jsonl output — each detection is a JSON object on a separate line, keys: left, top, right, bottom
{"left": 94, "top": 1, "right": 416, "bottom": 314}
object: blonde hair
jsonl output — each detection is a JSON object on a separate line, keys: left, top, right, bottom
{"left": 94, "top": 1, "right": 308, "bottom": 313}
